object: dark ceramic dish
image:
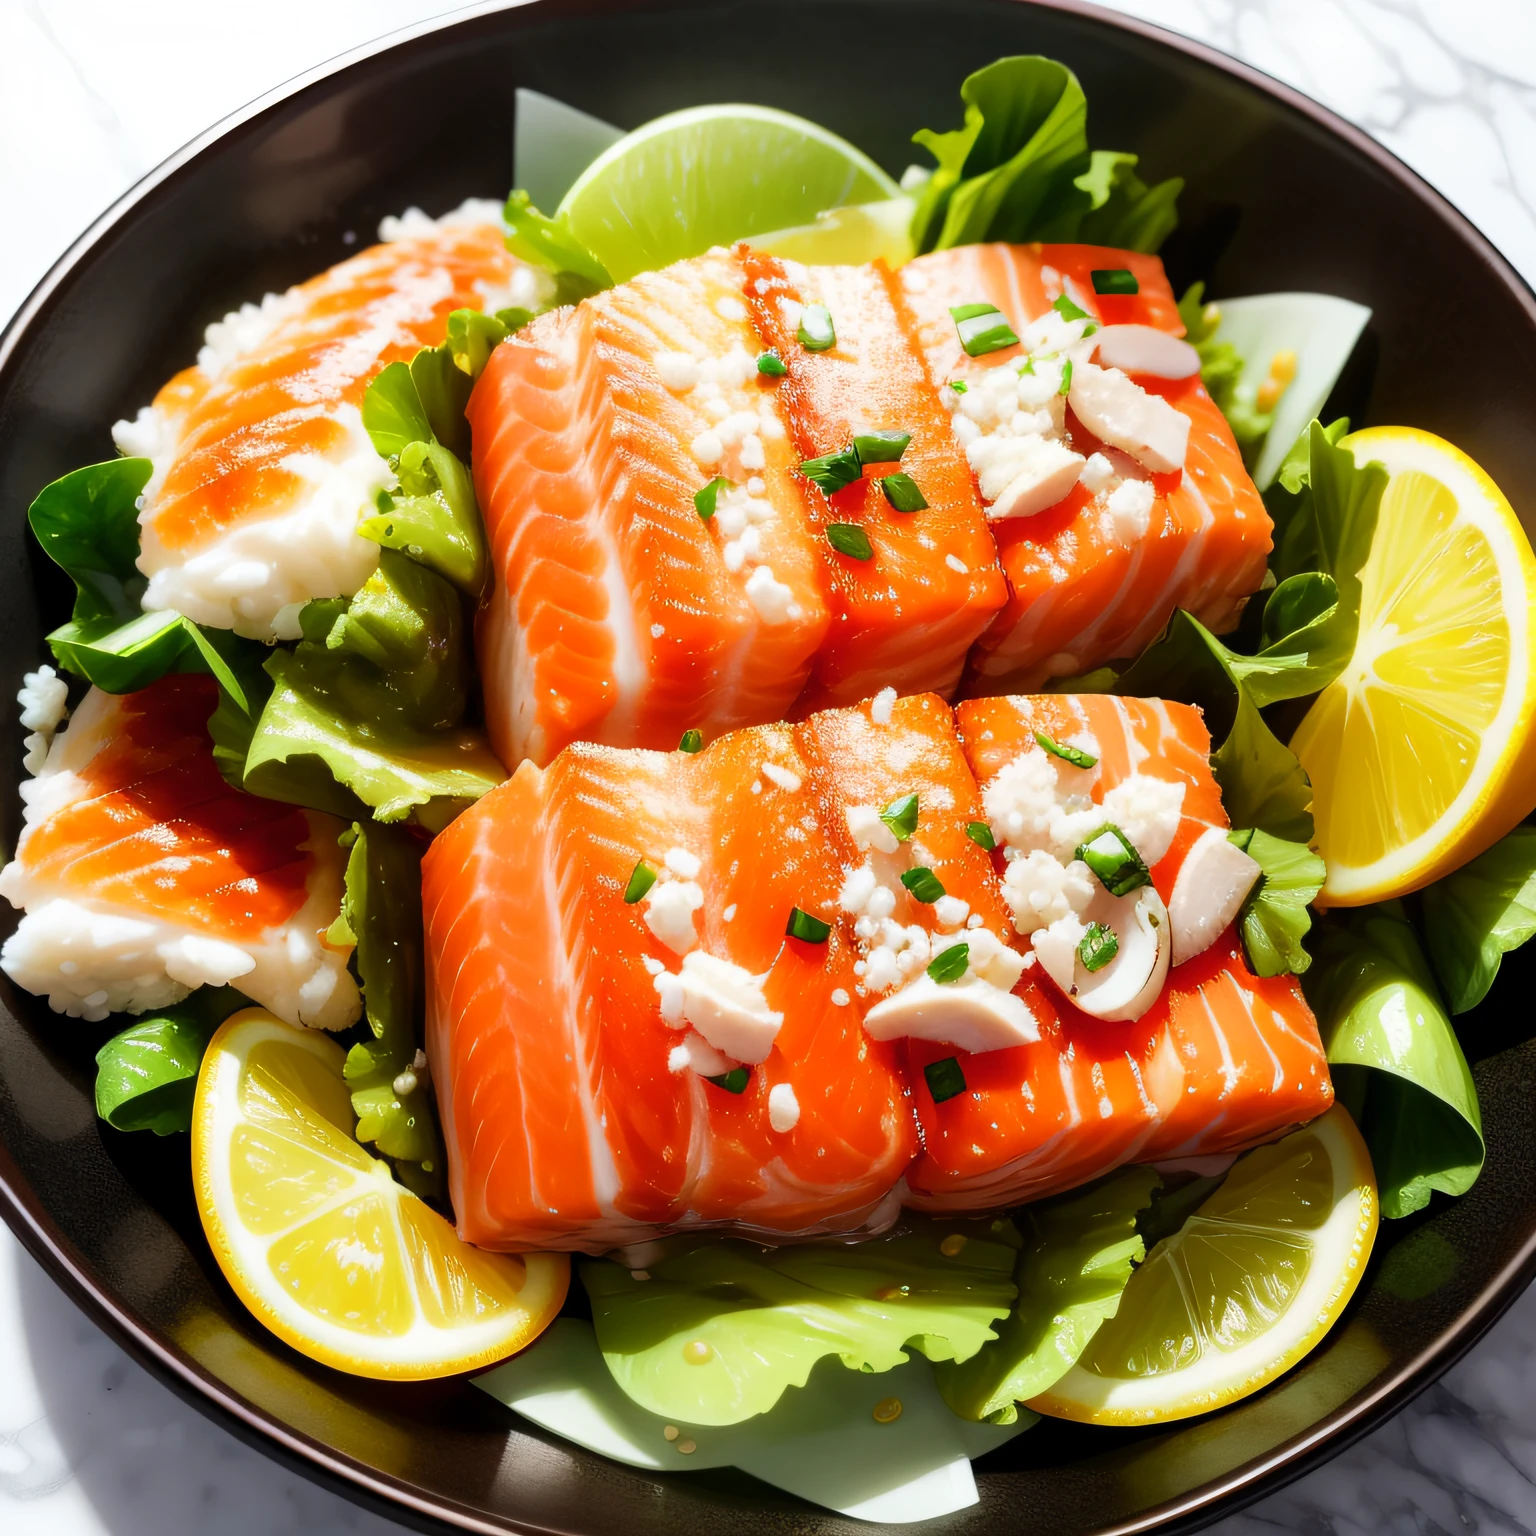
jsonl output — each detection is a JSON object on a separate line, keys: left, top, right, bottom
{"left": 3, "top": 1, "right": 1536, "bottom": 1531}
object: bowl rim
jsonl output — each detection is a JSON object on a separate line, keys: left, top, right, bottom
{"left": 3, "top": 1, "right": 1536, "bottom": 1532}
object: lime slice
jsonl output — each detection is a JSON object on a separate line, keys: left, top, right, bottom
{"left": 557, "top": 104, "right": 901, "bottom": 283}
{"left": 1028, "top": 1105, "right": 1377, "bottom": 1425}
{"left": 754, "top": 196, "right": 917, "bottom": 268}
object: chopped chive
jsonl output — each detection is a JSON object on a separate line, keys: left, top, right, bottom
{"left": 1075, "top": 824, "right": 1152, "bottom": 897}
{"left": 706, "top": 1066, "right": 751, "bottom": 1094}
{"left": 1091, "top": 268, "right": 1139, "bottom": 296}
{"left": 678, "top": 729, "right": 703, "bottom": 753}
{"left": 880, "top": 793, "right": 919, "bottom": 843}
{"left": 798, "top": 303, "right": 836, "bottom": 351}
{"left": 965, "top": 820, "right": 996, "bottom": 851}
{"left": 924, "top": 1056, "right": 967, "bottom": 1103}
{"left": 949, "top": 379, "right": 968, "bottom": 394}
{"left": 853, "top": 429, "right": 911, "bottom": 464}
{"left": 879, "top": 472, "right": 928, "bottom": 512}
{"left": 1052, "top": 293, "right": 1090, "bottom": 322}
{"left": 927, "top": 943, "right": 970, "bottom": 984}
{"left": 1078, "top": 922, "right": 1119, "bottom": 973}
{"left": 826, "top": 523, "right": 874, "bottom": 560}
{"left": 1059, "top": 358, "right": 1074, "bottom": 396}
{"left": 1035, "top": 730, "right": 1097, "bottom": 769}
{"left": 756, "top": 349, "right": 788, "bottom": 376}
{"left": 949, "top": 301, "right": 1020, "bottom": 357}
{"left": 786, "top": 906, "right": 831, "bottom": 943}
{"left": 901, "top": 867, "right": 946, "bottom": 903}
{"left": 695, "top": 475, "right": 732, "bottom": 520}
{"left": 800, "top": 447, "right": 863, "bottom": 495}
{"left": 623, "top": 860, "right": 658, "bottom": 904}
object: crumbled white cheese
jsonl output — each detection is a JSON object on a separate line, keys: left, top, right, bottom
{"left": 653, "top": 350, "right": 701, "bottom": 392}
{"left": 744, "top": 564, "right": 801, "bottom": 625}
{"left": 722, "top": 903, "right": 737, "bottom": 922}
{"left": 1068, "top": 362, "right": 1190, "bottom": 474}
{"left": 933, "top": 894, "right": 970, "bottom": 929}
{"left": 664, "top": 847, "right": 702, "bottom": 880}
{"left": 691, "top": 430, "right": 724, "bottom": 466}
{"left": 1002, "top": 849, "right": 1095, "bottom": 933}
{"left": 17, "top": 667, "right": 68, "bottom": 775}
{"left": 1105, "top": 478, "right": 1155, "bottom": 542}
{"left": 650, "top": 622, "right": 666, "bottom": 639}
{"left": 678, "top": 950, "right": 783, "bottom": 1063}
{"left": 715, "top": 295, "right": 748, "bottom": 323}
{"left": 863, "top": 929, "right": 1036, "bottom": 1053}
{"left": 830, "top": 987, "right": 850, "bottom": 1007}
{"left": 668, "top": 1030, "right": 732, "bottom": 1077}
{"left": 1169, "top": 827, "right": 1262, "bottom": 966}
{"left": 768, "top": 1081, "right": 801, "bottom": 1132}
{"left": 988, "top": 436, "right": 1087, "bottom": 521}
{"left": 1080, "top": 452, "right": 1117, "bottom": 494}
{"left": 761, "top": 761, "right": 802, "bottom": 793}
{"left": 870, "top": 687, "right": 897, "bottom": 725}
{"left": 1099, "top": 774, "right": 1186, "bottom": 868}
{"left": 840, "top": 863, "right": 879, "bottom": 914}
{"left": 945, "top": 554, "right": 969, "bottom": 574}
{"left": 847, "top": 804, "right": 900, "bottom": 855}
{"left": 644, "top": 878, "right": 704, "bottom": 954}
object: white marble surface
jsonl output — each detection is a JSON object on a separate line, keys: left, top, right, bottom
{"left": 2, "top": 0, "right": 1536, "bottom": 1532}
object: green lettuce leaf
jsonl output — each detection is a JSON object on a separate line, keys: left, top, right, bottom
{"left": 93, "top": 986, "right": 251, "bottom": 1135}
{"left": 1421, "top": 826, "right": 1536, "bottom": 1013}
{"left": 934, "top": 1166, "right": 1159, "bottom": 1423}
{"left": 329, "top": 821, "right": 441, "bottom": 1192}
{"left": 503, "top": 188, "right": 611, "bottom": 297}
{"left": 1305, "top": 904, "right": 1484, "bottom": 1218}
{"left": 1228, "top": 828, "right": 1326, "bottom": 977}
{"left": 910, "top": 56, "right": 1180, "bottom": 255}
{"left": 582, "top": 1217, "right": 1020, "bottom": 1426}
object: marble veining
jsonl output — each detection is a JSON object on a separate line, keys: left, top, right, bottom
{"left": 2, "top": 1, "right": 1534, "bottom": 1533}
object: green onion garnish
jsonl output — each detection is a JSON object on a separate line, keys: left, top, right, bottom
{"left": 1035, "top": 730, "right": 1097, "bottom": 769}
{"left": 879, "top": 472, "right": 928, "bottom": 512}
{"left": 854, "top": 429, "right": 911, "bottom": 463}
{"left": 924, "top": 1056, "right": 967, "bottom": 1103}
{"left": 949, "top": 379, "right": 968, "bottom": 394}
{"left": 949, "top": 302, "right": 1020, "bottom": 357}
{"left": 965, "top": 820, "right": 996, "bottom": 851}
{"left": 678, "top": 729, "right": 703, "bottom": 753}
{"left": 623, "top": 860, "right": 658, "bottom": 904}
{"left": 927, "top": 943, "right": 970, "bottom": 984}
{"left": 707, "top": 1067, "right": 751, "bottom": 1094}
{"left": 880, "top": 793, "right": 919, "bottom": 842}
{"left": 1059, "top": 359, "right": 1073, "bottom": 396}
{"left": 798, "top": 304, "right": 836, "bottom": 351}
{"left": 1078, "top": 922, "right": 1119, "bottom": 973}
{"left": 800, "top": 447, "right": 863, "bottom": 495}
{"left": 826, "top": 523, "right": 874, "bottom": 560}
{"left": 1091, "top": 268, "right": 1139, "bottom": 296}
{"left": 901, "top": 867, "right": 946, "bottom": 903}
{"left": 694, "top": 475, "right": 732, "bottom": 521}
{"left": 1074, "top": 824, "right": 1152, "bottom": 897}
{"left": 1052, "top": 293, "right": 1090, "bottom": 322}
{"left": 756, "top": 349, "right": 788, "bottom": 376}
{"left": 786, "top": 906, "right": 831, "bottom": 943}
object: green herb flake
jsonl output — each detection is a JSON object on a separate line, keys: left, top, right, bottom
{"left": 950, "top": 302, "right": 1021, "bottom": 357}
{"left": 1059, "top": 358, "right": 1074, "bottom": 396}
{"left": 786, "top": 906, "right": 832, "bottom": 943}
{"left": 965, "top": 820, "right": 996, "bottom": 851}
{"left": 756, "top": 349, "right": 788, "bottom": 376}
{"left": 1034, "top": 730, "right": 1098, "bottom": 769}
{"left": 706, "top": 1067, "right": 751, "bottom": 1094}
{"left": 798, "top": 303, "right": 836, "bottom": 351}
{"left": 1052, "top": 293, "right": 1090, "bottom": 322}
{"left": 949, "top": 379, "right": 969, "bottom": 394}
{"left": 800, "top": 447, "right": 864, "bottom": 495}
{"left": 902, "top": 866, "right": 947, "bottom": 903}
{"left": 853, "top": 429, "right": 911, "bottom": 464}
{"left": 880, "top": 793, "right": 920, "bottom": 842}
{"left": 927, "top": 943, "right": 970, "bottom": 984}
{"left": 677, "top": 729, "right": 703, "bottom": 753}
{"left": 1075, "top": 824, "right": 1152, "bottom": 897}
{"left": 879, "top": 472, "right": 929, "bottom": 513}
{"left": 826, "top": 523, "right": 874, "bottom": 560}
{"left": 623, "top": 860, "right": 658, "bottom": 904}
{"left": 1091, "top": 268, "right": 1139, "bottom": 296}
{"left": 924, "top": 1055, "right": 968, "bottom": 1103}
{"left": 694, "top": 475, "right": 732, "bottom": 521}
{"left": 1078, "top": 922, "right": 1119, "bottom": 973}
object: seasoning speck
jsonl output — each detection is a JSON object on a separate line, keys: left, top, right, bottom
{"left": 872, "top": 1397, "right": 903, "bottom": 1424}
{"left": 940, "top": 1233, "right": 968, "bottom": 1257}
{"left": 683, "top": 1339, "right": 714, "bottom": 1365}
{"left": 663, "top": 1425, "right": 680, "bottom": 1442}
{"left": 677, "top": 1439, "right": 698, "bottom": 1455}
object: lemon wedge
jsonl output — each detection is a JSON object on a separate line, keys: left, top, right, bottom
{"left": 1028, "top": 1105, "right": 1377, "bottom": 1425}
{"left": 1292, "top": 426, "right": 1536, "bottom": 905}
{"left": 192, "top": 1009, "right": 568, "bottom": 1379}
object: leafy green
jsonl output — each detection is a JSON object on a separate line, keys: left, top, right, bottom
{"left": 329, "top": 822, "right": 441, "bottom": 1192}
{"left": 1305, "top": 904, "right": 1484, "bottom": 1218}
{"left": 93, "top": 986, "right": 250, "bottom": 1135}
{"left": 1179, "top": 283, "right": 1272, "bottom": 459}
{"left": 503, "top": 188, "right": 611, "bottom": 298}
{"left": 910, "top": 57, "right": 1181, "bottom": 255}
{"left": 581, "top": 1217, "right": 1020, "bottom": 1426}
{"left": 1228, "top": 828, "right": 1326, "bottom": 977}
{"left": 934, "top": 1166, "right": 1159, "bottom": 1423}
{"left": 1421, "top": 826, "right": 1536, "bottom": 1013}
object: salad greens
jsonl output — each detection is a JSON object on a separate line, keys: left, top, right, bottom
{"left": 1306, "top": 904, "right": 1484, "bottom": 1219}
{"left": 1228, "top": 829, "right": 1326, "bottom": 978}
{"left": 582, "top": 1219, "right": 1019, "bottom": 1425}
{"left": 934, "top": 1166, "right": 1158, "bottom": 1423}
{"left": 1422, "top": 827, "right": 1536, "bottom": 1014}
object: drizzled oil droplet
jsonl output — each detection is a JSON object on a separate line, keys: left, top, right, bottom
{"left": 940, "top": 1233, "right": 968, "bottom": 1257}
{"left": 682, "top": 1339, "right": 714, "bottom": 1365}
{"left": 663, "top": 1425, "right": 680, "bottom": 1442}
{"left": 872, "top": 1397, "right": 903, "bottom": 1424}
{"left": 677, "top": 1439, "right": 698, "bottom": 1455}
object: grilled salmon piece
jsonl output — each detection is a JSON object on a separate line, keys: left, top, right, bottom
{"left": 469, "top": 250, "right": 831, "bottom": 768}
{"left": 0, "top": 675, "right": 358, "bottom": 1029}
{"left": 117, "top": 211, "right": 535, "bottom": 641}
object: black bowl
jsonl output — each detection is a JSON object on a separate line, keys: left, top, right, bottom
{"left": 4, "top": 1, "right": 1536, "bottom": 1532}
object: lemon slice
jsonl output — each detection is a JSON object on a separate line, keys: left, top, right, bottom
{"left": 1292, "top": 426, "right": 1536, "bottom": 905}
{"left": 558, "top": 104, "right": 901, "bottom": 283}
{"left": 1028, "top": 1106, "right": 1377, "bottom": 1425}
{"left": 753, "top": 196, "right": 917, "bottom": 268}
{"left": 192, "top": 1009, "right": 568, "bottom": 1379}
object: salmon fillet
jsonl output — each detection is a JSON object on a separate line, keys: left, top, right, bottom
{"left": 0, "top": 675, "right": 358, "bottom": 1029}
